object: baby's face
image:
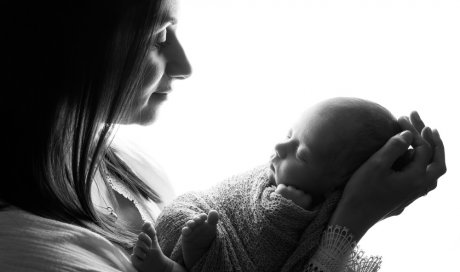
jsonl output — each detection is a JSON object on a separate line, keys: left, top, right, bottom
{"left": 269, "top": 105, "right": 352, "bottom": 198}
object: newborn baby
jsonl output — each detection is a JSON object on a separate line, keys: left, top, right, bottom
{"left": 132, "top": 97, "right": 398, "bottom": 272}
{"left": 270, "top": 97, "right": 401, "bottom": 209}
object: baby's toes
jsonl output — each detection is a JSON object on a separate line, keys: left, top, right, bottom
{"left": 182, "top": 225, "right": 193, "bottom": 236}
{"left": 182, "top": 214, "right": 207, "bottom": 236}
{"left": 141, "top": 221, "right": 163, "bottom": 251}
{"left": 132, "top": 243, "right": 148, "bottom": 261}
{"left": 136, "top": 232, "right": 152, "bottom": 250}
{"left": 192, "top": 213, "right": 207, "bottom": 226}
{"left": 182, "top": 220, "right": 197, "bottom": 236}
{"left": 197, "top": 213, "right": 207, "bottom": 221}
{"left": 184, "top": 219, "right": 197, "bottom": 230}
{"left": 189, "top": 214, "right": 207, "bottom": 228}
{"left": 142, "top": 222, "right": 157, "bottom": 241}
{"left": 206, "top": 210, "right": 219, "bottom": 225}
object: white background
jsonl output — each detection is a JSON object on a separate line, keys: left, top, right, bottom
{"left": 118, "top": 0, "right": 460, "bottom": 271}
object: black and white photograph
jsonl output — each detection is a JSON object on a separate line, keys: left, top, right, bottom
{"left": 1, "top": 0, "right": 457, "bottom": 271}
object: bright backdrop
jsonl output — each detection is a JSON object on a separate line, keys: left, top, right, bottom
{"left": 117, "top": 0, "right": 460, "bottom": 271}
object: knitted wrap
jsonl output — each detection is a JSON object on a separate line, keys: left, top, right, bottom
{"left": 156, "top": 165, "right": 341, "bottom": 272}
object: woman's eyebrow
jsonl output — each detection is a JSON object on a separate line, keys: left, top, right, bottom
{"left": 154, "top": 17, "right": 177, "bottom": 35}
{"left": 159, "top": 16, "right": 177, "bottom": 27}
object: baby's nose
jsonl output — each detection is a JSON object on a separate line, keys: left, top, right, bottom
{"left": 274, "top": 143, "right": 287, "bottom": 158}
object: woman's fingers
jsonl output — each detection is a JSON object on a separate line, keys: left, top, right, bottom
{"left": 399, "top": 117, "right": 432, "bottom": 168}
{"left": 406, "top": 112, "right": 437, "bottom": 161}
{"left": 409, "top": 111, "right": 425, "bottom": 133}
{"left": 413, "top": 127, "right": 433, "bottom": 166}
{"left": 370, "top": 130, "right": 413, "bottom": 169}
{"left": 398, "top": 116, "right": 427, "bottom": 148}
{"left": 421, "top": 126, "right": 435, "bottom": 150}
{"left": 413, "top": 112, "right": 437, "bottom": 155}
{"left": 426, "top": 129, "right": 447, "bottom": 181}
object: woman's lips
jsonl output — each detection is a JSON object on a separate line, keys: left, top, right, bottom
{"left": 154, "top": 88, "right": 172, "bottom": 94}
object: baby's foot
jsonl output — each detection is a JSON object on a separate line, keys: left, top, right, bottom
{"left": 275, "top": 184, "right": 313, "bottom": 210}
{"left": 131, "top": 222, "right": 185, "bottom": 272}
{"left": 181, "top": 210, "right": 219, "bottom": 270}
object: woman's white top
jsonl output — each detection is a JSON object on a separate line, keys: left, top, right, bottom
{"left": 92, "top": 134, "right": 175, "bottom": 223}
{"left": 0, "top": 208, "right": 136, "bottom": 272}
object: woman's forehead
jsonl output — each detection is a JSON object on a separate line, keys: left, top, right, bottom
{"left": 154, "top": 0, "right": 179, "bottom": 33}
{"left": 160, "top": 0, "right": 179, "bottom": 22}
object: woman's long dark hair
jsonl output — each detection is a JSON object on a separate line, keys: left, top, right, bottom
{"left": 2, "top": 0, "right": 167, "bottom": 249}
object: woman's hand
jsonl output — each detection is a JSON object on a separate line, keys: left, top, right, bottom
{"left": 329, "top": 111, "right": 446, "bottom": 241}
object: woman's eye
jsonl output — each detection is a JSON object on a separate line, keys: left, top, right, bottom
{"left": 158, "top": 29, "right": 167, "bottom": 43}
{"left": 152, "top": 29, "right": 167, "bottom": 49}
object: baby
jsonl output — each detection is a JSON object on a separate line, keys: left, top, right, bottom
{"left": 269, "top": 97, "right": 401, "bottom": 209}
{"left": 131, "top": 97, "right": 400, "bottom": 272}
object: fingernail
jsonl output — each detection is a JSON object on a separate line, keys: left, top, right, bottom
{"left": 427, "top": 126, "right": 433, "bottom": 135}
{"left": 399, "top": 130, "right": 413, "bottom": 144}
{"left": 425, "top": 127, "right": 434, "bottom": 142}
{"left": 398, "top": 130, "right": 409, "bottom": 135}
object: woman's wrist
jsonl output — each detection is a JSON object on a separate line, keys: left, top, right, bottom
{"left": 328, "top": 197, "right": 377, "bottom": 242}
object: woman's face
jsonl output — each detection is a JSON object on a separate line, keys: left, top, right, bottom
{"left": 126, "top": 0, "right": 192, "bottom": 125}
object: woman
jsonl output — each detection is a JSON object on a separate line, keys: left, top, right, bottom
{"left": 0, "top": 0, "right": 446, "bottom": 271}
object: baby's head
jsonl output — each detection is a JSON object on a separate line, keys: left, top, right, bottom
{"left": 269, "top": 97, "right": 401, "bottom": 201}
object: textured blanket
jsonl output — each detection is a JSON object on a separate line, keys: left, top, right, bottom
{"left": 156, "top": 165, "right": 341, "bottom": 272}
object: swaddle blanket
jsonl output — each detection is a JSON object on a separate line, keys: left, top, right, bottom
{"left": 156, "top": 165, "right": 341, "bottom": 272}
{"left": 0, "top": 208, "right": 135, "bottom": 272}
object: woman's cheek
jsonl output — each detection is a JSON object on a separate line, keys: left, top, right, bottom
{"left": 138, "top": 52, "right": 164, "bottom": 94}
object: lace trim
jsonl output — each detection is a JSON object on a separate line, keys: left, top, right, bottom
{"left": 347, "top": 247, "right": 382, "bottom": 272}
{"left": 305, "top": 225, "right": 381, "bottom": 272}
{"left": 105, "top": 174, "right": 151, "bottom": 223}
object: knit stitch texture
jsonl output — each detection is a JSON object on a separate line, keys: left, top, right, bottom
{"left": 156, "top": 165, "right": 341, "bottom": 272}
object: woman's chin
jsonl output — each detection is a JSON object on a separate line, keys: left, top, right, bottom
{"left": 120, "top": 106, "right": 160, "bottom": 125}
{"left": 136, "top": 109, "right": 160, "bottom": 125}
{"left": 129, "top": 95, "right": 168, "bottom": 125}
{"left": 115, "top": 92, "right": 170, "bottom": 125}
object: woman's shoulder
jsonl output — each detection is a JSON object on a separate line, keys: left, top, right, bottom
{"left": 0, "top": 208, "right": 136, "bottom": 272}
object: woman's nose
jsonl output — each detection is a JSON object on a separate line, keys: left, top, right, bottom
{"left": 165, "top": 31, "right": 192, "bottom": 80}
